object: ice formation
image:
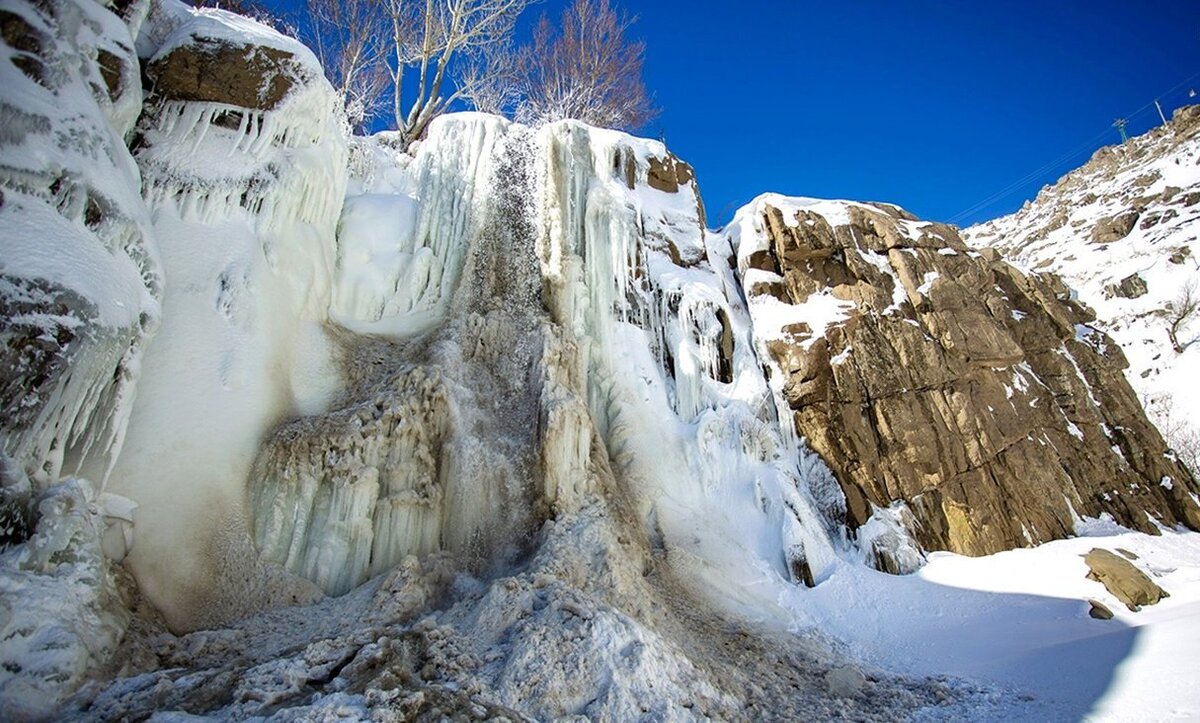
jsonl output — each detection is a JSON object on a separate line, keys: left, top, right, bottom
{"left": 243, "top": 114, "right": 842, "bottom": 609}
{"left": 0, "top": 0, "right": 160, "bottom": 500}
{"left": 5, "top": 1, "right": 1200, "bottom": 718}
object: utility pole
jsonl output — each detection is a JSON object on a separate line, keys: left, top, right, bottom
{"left": 1155, "top": 99, "right": 1168, "bottom": 126}
{"left": 1113, "top": 118, "right": 1129, "bottom": 143}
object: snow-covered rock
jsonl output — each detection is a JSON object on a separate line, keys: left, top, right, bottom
{"left": 5, "top": 2, "right": 1200, "bottom": 720}
{"left": 967, "top": 105, "right": 1200, "bottom": 471}
{"left": 0, "top": 479, "right": 130, "bottom": 717}
{"left": 0, "top": 0, "right": 160, "bottom": 503}
{"left": 85, "top": 0, "right": 347, "bottom": 631}
{"left": 725, "top": 194, "right": 1200, "bottom": 561}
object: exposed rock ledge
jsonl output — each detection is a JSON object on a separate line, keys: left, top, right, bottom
{"left": 735, "top": 197, "right": 1200, "bottom": 562}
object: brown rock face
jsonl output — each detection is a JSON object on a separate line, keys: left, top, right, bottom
{"left": 1084, "top": 548, "right": 1168, "bottom": 611}
{"left": 742, "top": 202, "right": 1200, "bottom": 561}
{"left": 1090, "top": 209, "right": 1139, "bottom": 243}
{"left": 647, "top": 154, "right": 695, "bottom": 193}
{"left": 146, "top": 37, "right": 308, "bottom": 110}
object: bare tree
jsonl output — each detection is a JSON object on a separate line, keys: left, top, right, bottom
{"left": 1166, "top": 280, "right": 1199, "bottom": 354}
{"left": 1151, "top": 395, "right": 1200, "bottom": 475}
{"left": 512, "top": 0, "right": 658, "bottom": 131}
{"left": 388, "top": 0, "right": 534, "bottom": 147}
{"left": 302, "top": 0, "right": 391, "bottom": 131}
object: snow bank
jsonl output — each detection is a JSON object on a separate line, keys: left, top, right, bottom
{"left": 0, "top": 479, "right": 130, "bottom": 717}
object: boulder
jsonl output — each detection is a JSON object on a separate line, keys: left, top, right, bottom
{"left": 1087, "top": 599, "right": 1114, "bottom": 620}
{"left": 1084, "top": 548, "right": 1168, "bottom": 611}
{"left": 1090, "top": 210, "right": 1139, "bottom": 243}
{"left": 824, "top": 665, "right": 867, "bottom": 698}
{"left": 1114, "top": 273, "right": 1148, "bottom": 299}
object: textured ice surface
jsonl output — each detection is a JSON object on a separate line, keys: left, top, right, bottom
{"left": 0, "top": 479, "right": 129, "bottom": 718}
{"left": 0, "top": 0, "right": 161, "bottom": 493}
{"left": 7, "top": 2, "right": 1200, "bottom": 716}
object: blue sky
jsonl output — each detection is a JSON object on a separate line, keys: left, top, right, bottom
{"left": 611, "top": 0, "right": 1200, "bottom": 227}
{"left": 271, "top": 0, "right": 1199, "bottom": 227}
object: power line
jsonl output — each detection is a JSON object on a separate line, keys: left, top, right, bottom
{"left": 947, "top": 68, "right": 1200, "bottom": 226}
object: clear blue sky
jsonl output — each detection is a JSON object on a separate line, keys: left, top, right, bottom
{"left": 270, "top": 0, "right": 1200, "bottom": 227}
{"left": 609, "top": 0, "right": 1200, "bottom": 226}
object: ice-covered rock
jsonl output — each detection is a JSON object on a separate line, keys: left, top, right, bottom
{"left": 5, "top": 2, "right": 1200, "bottom": 717}
{"left": 0, "top": 0, "right": 160, "bottom": 504}
{"left": 0, "top": 479, "right": 130, "bottom": 718}
{"left": 88, "top": 0, "right": 348, "bottom": 631}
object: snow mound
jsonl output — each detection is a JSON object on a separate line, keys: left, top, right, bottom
{"left": 0, "top": 480, "right": 130, "bottom": 717}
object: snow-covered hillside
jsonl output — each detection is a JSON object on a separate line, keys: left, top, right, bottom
{"left": 3, "top": 1, "right": 1200, "bottom": 720}
{"left": 967, "top": 107, "right": 1200, "bottom": 469}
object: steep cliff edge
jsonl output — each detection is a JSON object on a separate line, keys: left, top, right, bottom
{"left": 966, "top": 106, "right": 1200, "bottom": 470}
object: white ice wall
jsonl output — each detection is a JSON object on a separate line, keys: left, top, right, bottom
{"left": 91, "top": 4, "right": 348, "bottom": 630}
{"left": 534, "top": 122, "right": 843, "bottom": 606}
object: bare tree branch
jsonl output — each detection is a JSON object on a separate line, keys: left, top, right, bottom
{"left": 300, "top": 0, "right": 391, "bottom": 131}
{"left": 1167, "top": 279, "right": 1199, "bottom": 354}
{"left": 512, "top": 0, "right": 658, "bottom": 132}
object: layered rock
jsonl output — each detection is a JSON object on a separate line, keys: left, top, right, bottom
{"left": 732, "top": 196, "right": 1200, "bottom": 562}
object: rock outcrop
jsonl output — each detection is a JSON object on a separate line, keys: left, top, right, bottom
{"left": 1084, "top": 547, "right": 1168, "bottom": 611}
{"left": 733, "top": 196, "right": 1200, "bottom": 561}
{"left": 966, "top": 105, "right": 1200, "bottom": 473}
{"left": 146, "top": 37, "right": 309, "bottom": 111}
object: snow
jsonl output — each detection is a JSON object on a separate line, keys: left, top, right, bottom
{"left": 79, "top": 0, "right": 349, "bottom": 630}
{"left": 965, "top": 110, "right": 1200, "bottom": 468}
{"left": 0, "top": 479, "right": 130, "bottom": 719}
{"left": 917, "top": 270, "right": 940, "bottom": 296}
{"left": 699, "top": 518, "right": 1200, "bottom": 721}
{"left": 5, "top": 0, "right": 1200, "bottom": 715}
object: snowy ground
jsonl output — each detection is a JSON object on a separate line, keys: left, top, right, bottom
{"left": 783, "top": 525, "right": 1200, "bottom": 721}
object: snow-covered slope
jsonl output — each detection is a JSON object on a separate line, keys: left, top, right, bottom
{"left": 967, "top": 106, "right": 1200, "bottom": 469}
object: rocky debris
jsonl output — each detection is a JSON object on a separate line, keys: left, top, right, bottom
{"left": 1087, "top": 599, "right": 1114, "bottom": 620}
{"left": 1109, "top": 273, "right": 1149, "bottom": 299}
{"left": 742, "top": 200, "right": 1200, "bottom": 560}
{"left": 1090, "top": 210, "right": 1140, "bottom": 243}
{"left": 146, "top": 38, "right": 308, "bottom": 110}
{"left": 1084, "top": 548, "right": 1168, "bottom": 611}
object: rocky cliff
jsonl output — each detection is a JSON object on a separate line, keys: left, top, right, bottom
{"left": 966, "top": 106, "right": 1200, "bottom": 471}
{"left": 2, "top": 0, "right": 1199, "bottom": 719}
{"left": 730, "top": 196, "right": 1199, "bottom": 566}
